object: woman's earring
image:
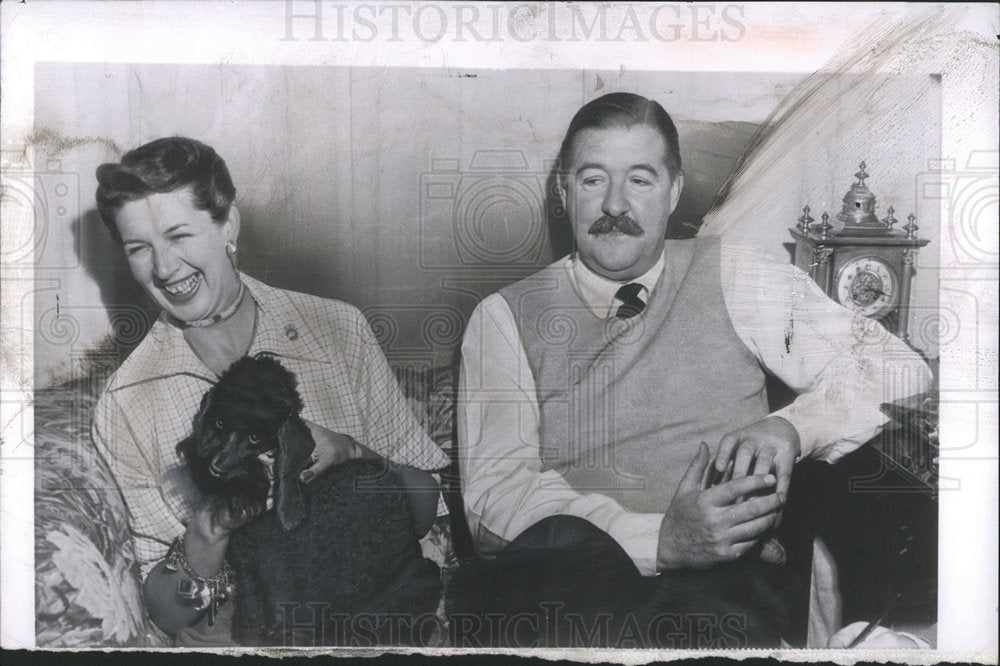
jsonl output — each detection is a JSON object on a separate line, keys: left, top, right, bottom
{"left": 226, "top": 242, "right": 238, "bottom": 271}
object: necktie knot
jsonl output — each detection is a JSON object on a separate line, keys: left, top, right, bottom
{"left": 615, "top": 283, "right": 646, "bottom": 319}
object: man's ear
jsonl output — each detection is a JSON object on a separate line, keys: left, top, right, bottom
{"left": 223, "top": 204, "right": 241, "bottom": 244}
{"left": 668, "top": 172, "right": 685, "bottom": 214}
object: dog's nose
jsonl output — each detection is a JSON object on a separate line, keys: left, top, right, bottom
{"left": 208, "top": 457, "right": 227, "bottom": 478}
{"left": 208, "top": 446, "right": 239, "bottom": 478}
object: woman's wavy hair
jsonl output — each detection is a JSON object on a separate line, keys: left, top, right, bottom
{"left": 95, "top": 137, "right": 236, "bottom": 244}
{"left": 556, "top": 93, "right": 683, "bottom": 188}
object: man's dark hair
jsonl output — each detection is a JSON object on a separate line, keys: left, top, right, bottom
{"left": 95, "top": 137, "right": 236, "bottom": 244}
{"left": 556, "top": 93, "right": 682, "bottom": 186}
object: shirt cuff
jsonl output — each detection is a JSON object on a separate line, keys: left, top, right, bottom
{"left": 609, "top": 512, "right": 664, "bottom": 577}
{"left": 771, "top": 404, "right": 816, "bottom": 460}
{"left": 764, "top": 409, "right": 809, "bottom": 461}
{"left": 770, "top": 403, "right": 885, "bottom": 464}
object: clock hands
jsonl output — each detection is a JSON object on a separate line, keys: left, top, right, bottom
{"left": 850, "top": 276, "right": 889, "bottom": 305}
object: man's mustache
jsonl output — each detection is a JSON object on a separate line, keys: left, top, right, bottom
{"left": 587, "top": 214, "right": 645, "bottom": 237}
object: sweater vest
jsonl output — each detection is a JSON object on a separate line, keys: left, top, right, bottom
{"left": 499, "top": 237, "right": 768, "bottom": 513}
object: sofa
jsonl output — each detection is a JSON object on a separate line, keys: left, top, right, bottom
{"left": 34, "top": 356, "right": 937, "bottom": 649}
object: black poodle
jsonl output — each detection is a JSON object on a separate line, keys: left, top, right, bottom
{"left": 177, "top": 355, "right": 442, "bottom": 646}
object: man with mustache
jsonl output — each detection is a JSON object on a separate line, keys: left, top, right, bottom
{"left": 455, "top": 93, "right": 931, "bottom": 648}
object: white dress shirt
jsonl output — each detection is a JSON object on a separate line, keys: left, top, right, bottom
{"left": 458, "top": 240, "right": 932, "bottom": 576}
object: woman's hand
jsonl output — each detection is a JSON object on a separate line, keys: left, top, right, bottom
{"left": 299, "top": 420, "right": 364, "bottom": 484}
{"left": 144, "top": 497, "right": 256, "bottom": 635}
{"left": 189, "top": 498, "right": 261, "bottom": 545}
{"left": 298, "top": 420, "right": 440, "bottom": 536}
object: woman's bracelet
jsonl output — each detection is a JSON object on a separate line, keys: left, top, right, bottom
{"left": 164, "top": 535, "right": 235, "bottom": 626}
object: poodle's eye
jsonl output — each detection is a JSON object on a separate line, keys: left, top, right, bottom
{"left": 248, "top": 431, "right": 262, "bottom": 445}
{"left": 214, "top": 417, "right": 225, "bottom": 430}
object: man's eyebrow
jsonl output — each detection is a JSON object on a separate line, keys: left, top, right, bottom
{"left": 630, "top": 164, "right": 661, "bottom": 176}
{"left": 574, "top": 163, "right": 662, "bottom": 176}
{"left": 575, "top": 162, "right": 606, "bottom": 175}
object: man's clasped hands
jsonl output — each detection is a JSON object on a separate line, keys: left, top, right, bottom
{"left": 657, "top": 416, "right": 801, "bottom": 570}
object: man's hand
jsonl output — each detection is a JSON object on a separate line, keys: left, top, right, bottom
{"left": 712, "top": 416, "right": 801, "bottom": 497}
{"left": 299, "top": 420, "right": 362, "bottom": 484}
{"left": 657, "top": 443, "right": 785, "bottom": 570}
{"left": 827, "top": 622, "right": 928, "bottom": 649}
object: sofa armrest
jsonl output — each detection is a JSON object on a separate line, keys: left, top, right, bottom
{"left": 34, "top": 380, "right": 169, "bottom": 647}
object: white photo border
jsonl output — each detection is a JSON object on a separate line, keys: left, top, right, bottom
{"left": 2, "top": 1, "right": 996, "bottom": 661}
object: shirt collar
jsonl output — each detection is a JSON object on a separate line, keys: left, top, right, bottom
{"left": 569, "top": 250, "right": 666, "bottom": 318}
{"left": 108, "top": 273, "right": 328, "bottom": 392}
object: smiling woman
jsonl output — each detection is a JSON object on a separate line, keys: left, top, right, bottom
{"left": 97, "top": 140, "right": 241, "bottom": 324}
{"left": 96, "top": 140, "right": 256, "bottom": 375}
{"left": 90, "top": 137, "right": 450, "bottom": 644}
{"left": 115, "top": 190, "right": 241, "bottom": 326}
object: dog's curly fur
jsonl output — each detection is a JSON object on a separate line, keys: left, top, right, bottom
{"left": 177, "top": 355, "right": 441, "bottom": 646}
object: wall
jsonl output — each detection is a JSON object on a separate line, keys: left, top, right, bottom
{"left": 31, "top": 63, "right": 942, "bottom": 387}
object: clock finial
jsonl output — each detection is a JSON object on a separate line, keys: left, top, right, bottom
{"left": 798, "top": 205, "right": 814, "bottom": 231}
{"left": 838, "top": 160, "right": 883, "bottom": 234}
{"left": 904, "top": 213, "right": 918, "bottom": 239}
{"left": 819, "top": 212, "right": 832, "bottom": 240}
{"left": 855, "top": 161, "right": 869, "bottom": 186}
{"left": 882, "top": 205, "right": 897, "bottom": 231}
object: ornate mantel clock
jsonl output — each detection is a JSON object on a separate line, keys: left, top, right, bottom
{"left": 789, "top": 162, "right": 930, "bottom": 345}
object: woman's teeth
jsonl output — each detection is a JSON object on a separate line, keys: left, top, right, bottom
{"left": 164, "top": 273, "right": 200, "bottom": 296}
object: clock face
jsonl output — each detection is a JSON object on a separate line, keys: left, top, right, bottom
{"left": 836, "top": 255, "right": 899, "bottom": 319}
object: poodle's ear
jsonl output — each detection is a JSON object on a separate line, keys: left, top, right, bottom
{"left": 274, "top": 416, "right": 315, "bottom": 532}
{"left": 178, "top": 390, "right": 214, "bottom": 459}
{"left": 193, "top": 387, "right": 215, "bottom": 458}
{"left": 176, "top": 435, "right": 196, "bottom": 460}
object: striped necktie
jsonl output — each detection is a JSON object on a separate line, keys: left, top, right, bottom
{"left": 615, "top": 283, "right": 646, "bottom": 319}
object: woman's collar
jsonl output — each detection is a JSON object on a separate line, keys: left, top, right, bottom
{"left": 108, "top": 273, "right": 329, "bottom": 391}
